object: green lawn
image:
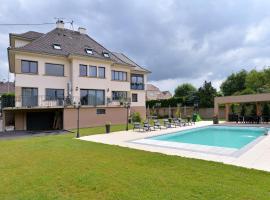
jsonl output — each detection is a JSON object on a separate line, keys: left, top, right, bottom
{"left": 0, "top": 125, "right": 270, "bottom": 200}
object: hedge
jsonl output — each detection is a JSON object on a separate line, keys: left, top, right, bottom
{"left": 1, "top": 93, "right": 15, "bottom": 109}
{"left": 146, "top": 97, "right": 194, "bottom": 108}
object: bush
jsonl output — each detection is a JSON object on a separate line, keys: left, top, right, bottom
{"left": 1, "top": 93, "right": 15, "bottom": 109}
{"left": 131, "top": 112, "right": 142, "bottom": 123}
{"left": 146, "top": 97, "right": 188, "bottom": 108}
{"left": 193, "top": 113, "right": 202, "bottom": 122}
{"left": 262, "top": 103, "right": 270, "bottom": 116}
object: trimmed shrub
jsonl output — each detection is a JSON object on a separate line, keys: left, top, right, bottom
{"left": 193, "top": 113, "right": 202, "bottom": 122}
{"left": 131, "top": 112, "right": 142, "bottom": 123}
{"left": 1, "top": 93, "right": 15, "bottom": 109}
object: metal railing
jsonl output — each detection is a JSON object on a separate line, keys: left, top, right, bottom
{"left": 2, "top": 95, "right": 132, "bottom": 109}
{"left": 130, "top": 83, "right": 144, "bottom": 90}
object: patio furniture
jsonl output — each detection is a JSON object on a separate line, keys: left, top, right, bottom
{"left": 153, "top": 119, "right": 162, "bottom": 130}
{"left": 133, "top": 122, "right": 143, "bottom": 132}
{"left": 172, "top": 118, "right": 182, "bottom": 127}
{"left": 163, "top": 119, "right": 174, "bottom": 128}
{"left": 143, "top": 121, "right": 154, "bottom": 131}
{"left": 177, "top": 118, "right": 186, "bottom": 126}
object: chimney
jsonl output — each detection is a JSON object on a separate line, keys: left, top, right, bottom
{"left": 78, "top": 27, "right": 86, "bottom": 34}
{"left": 56, "top": 20, "right": 65, "bottom": 29}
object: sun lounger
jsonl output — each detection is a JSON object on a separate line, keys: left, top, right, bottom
{"left": 163, "top": 119, "right": 174, "bottom": 128}
{"left": 153, "top": 119, "right": 162, "bottom": 130}
{"left": 133, "top": 122, "right": 143, "bottom": 132}
{"left": 172, "top": 118, "right": 182, "bottom": 127}
{"left": 143, "top": 121, "right": 154, "bottom": 131}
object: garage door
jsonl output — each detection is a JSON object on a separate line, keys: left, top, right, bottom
{"left": 26, "top": 112, "right": 61, "bottom": 131}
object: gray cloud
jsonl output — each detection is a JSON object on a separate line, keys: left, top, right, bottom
{"left": 1, "top": 0, "right": 270, "bottom": 90}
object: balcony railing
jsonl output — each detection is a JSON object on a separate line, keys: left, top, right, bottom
{"left": 130, "top": 83, "right": 144, "bottom": 90}
{"left": 1, "top": 95, "right": 132, "bottom": 109}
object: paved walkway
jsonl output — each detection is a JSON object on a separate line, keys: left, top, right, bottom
{"left": 80, "top": 121, "right": 270, "bottom": 172}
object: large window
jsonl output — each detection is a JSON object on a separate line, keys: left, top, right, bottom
{"left": 112, "top": 91, "right": 127, "bottom": 101}
{"left": 111, "top": 70, "right": 127, "bottom": 81}
{"left": 45, "top": 89, "right": 64, "bottom": 100}
{"left": 21, "top": 60, "right": 38, "bottom": 74}
{"left": 131, "top": 74, "right": 144, "bottom": 90}
{"left": 89, "top": 66, "right": 97, "bottom": 77}
{"left": 98, "top": 67, "right": 105, "bottom": 78}
{"left": 22, "top": 87, "right": 38, "bottom": 107}
{"left": 80, "top": 89, "right": 105, "bottom": 106}
{"left": 45, "top": 63, "right": 64, "bottom": 76}
{"left": 80, "top": 64, "right": 87, "bottom": 76}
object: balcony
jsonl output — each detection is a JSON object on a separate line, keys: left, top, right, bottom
{"left": 130, "top": 83, "right": 144, "bottom": 90}
{"left": 2, "top": 95, "right": 75, "bottom": 109}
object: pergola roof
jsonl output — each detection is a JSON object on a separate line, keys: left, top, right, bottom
{"left": 215, "top": 93, "right": 270, "bottom": 105}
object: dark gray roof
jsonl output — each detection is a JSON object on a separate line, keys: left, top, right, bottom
{"left": 11, "top": 31, "right": 44, "bottom": 40}
{"left": 112, "top": 52, "right": 150, "bottom": 73}
{"left": 11, "top": 28, "right": 126, "bottom": 65}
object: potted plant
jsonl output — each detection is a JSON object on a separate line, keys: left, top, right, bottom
{"left": 105, "top": 122, "right": 111, "bottom": 133}
{"left": 213, "top": 115, "right": 219, "bottom": 124}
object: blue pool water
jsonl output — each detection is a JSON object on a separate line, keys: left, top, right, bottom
{"left": 150, "top": 126, "right": 266, "bottom": 149}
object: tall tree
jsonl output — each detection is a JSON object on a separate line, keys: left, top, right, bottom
{"left": 220, "top": 70, "right": 247, "bottom": 96}
{"left": 174, "top": 83, "right": 197, "bottom": 105}
{"left": 197, "top": 81, "right": 217, "bottom": 108}
{"left": 245, "top": 69, "right": 265, "bottom": 92}
{"left": 174, "top": 83, "right": 197, "bottom": 98}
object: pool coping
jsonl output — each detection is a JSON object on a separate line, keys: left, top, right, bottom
{"left": 128, "top": 125, "right": 268, "bottom": 157}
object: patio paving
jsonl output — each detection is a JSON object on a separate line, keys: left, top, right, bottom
{"left": 79, "top": 121, "right": 270, "bottom": 172}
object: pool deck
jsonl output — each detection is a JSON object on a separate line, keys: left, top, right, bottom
{"left": 79, "top": 121, "right": 270, "bottom": 172}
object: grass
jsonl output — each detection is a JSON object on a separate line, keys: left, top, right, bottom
{"left": 0, "top": 124, "right": 270, "bottom": 200}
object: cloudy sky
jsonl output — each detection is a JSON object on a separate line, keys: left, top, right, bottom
{"left": 1, "top": 0, "right": 270, "bottom": 93}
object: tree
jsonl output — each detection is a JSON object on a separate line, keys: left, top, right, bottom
{"left": 196, "top": 81, "right": 217, "bottom": 108}
{"left": 245, "top": 69, "right": 265, "bottom": 92}
{"left": 220, "top": 70, "right": 247, "bottom": 96}
{"left": 174, "top": 83, "right": 197, "bottom": 98}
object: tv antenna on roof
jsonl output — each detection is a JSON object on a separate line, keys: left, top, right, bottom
{"left": 54, "top": 17, "right": 74, "bottom": 30}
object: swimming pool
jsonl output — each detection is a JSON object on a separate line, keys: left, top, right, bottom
{"left": 149, "top": 126, "right": 266, "bottom": 149}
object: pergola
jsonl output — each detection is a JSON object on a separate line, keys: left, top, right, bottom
{"left": 214, "top": 93, "right": 270, "bottom": 121}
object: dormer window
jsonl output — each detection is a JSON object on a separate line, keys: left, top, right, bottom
{"left": 85, "top": 48, "right": 93, "bottom": 54}
{"left": 53, "top": 44, "right": 61, "bottom": 50}
{"left": 103, "top": 52, "right": 110, "bottom": 58}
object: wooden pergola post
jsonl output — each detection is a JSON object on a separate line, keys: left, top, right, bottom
{"left": 256, "top": 102, "right": 261, "bottom": 116}
{"left": 225, "top": 104, "right": 230, "bottom": 121}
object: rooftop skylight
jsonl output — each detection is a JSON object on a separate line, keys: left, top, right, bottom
{"left": 53, "top": 44, "right": 61, "bottom": 50}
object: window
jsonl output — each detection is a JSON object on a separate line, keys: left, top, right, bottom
{"left": 53, "top": 44, "right": 61, "bottom": 50}
{"left": 111, "top": 70, "right": 127, "bottom": 81}
{"left": 80, "top": 89, "right": 105, "bottom": 106}
{"left": 22, "top": 87, "right": 38, "bottom": 107}
{"left": 45, "top": 89, "right": 64, "bottom": 100}
{"left": 45, "top": 63, "right": 64, "bottom": 76}
{"left": 112, "top": 91, "right": 127, "bottom": 101}
{"left": 80, "top": 64, "right": 87, "bottom": 76}
{"left": 131, "top": 74, "right": 144, "bottom": 90}
{"left": 103, "top": 52, "right": 110, "bottom": 58}
{"left": 89, "top": 66, "right": 97, "bottom": 77}
{"left": 21, "top": 60, "right": 38, "bottom": 74}
{"left": 132, "top": 93, "right": 138, "bottom": 102}
{"left": 96, "top": 108, "right": 106, "bottom": 114}
{"left": 98, "top": 67, "right": 105, "bottom": 78}
{"left": 85, "top": 48, "right": 93, "bottom": 54}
